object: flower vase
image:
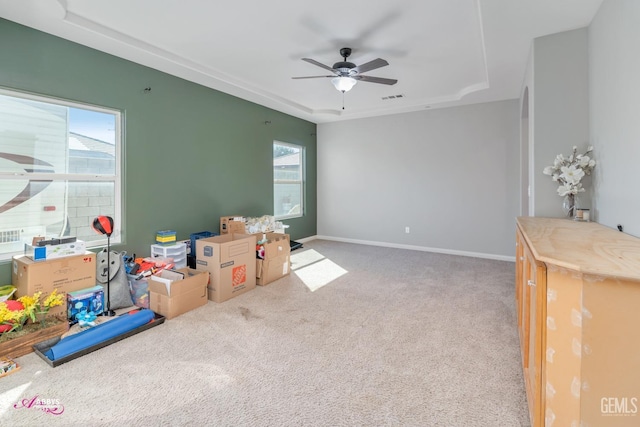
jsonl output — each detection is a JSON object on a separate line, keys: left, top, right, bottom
{"left": 563, "top": 194, "right": 577, "bottom": 218}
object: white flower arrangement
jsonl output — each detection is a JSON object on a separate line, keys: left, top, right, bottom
{"left": 543, "top": 146, "right": 596, "bottom": 197}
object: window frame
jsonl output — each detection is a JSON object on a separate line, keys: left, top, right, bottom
{"left": 0, "top": 87, "right": 123, "bottom": 261}
{"left": 273, "top": 140, "right": 304, "bottom": 221}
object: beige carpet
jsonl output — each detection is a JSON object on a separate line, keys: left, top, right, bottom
{"left": 0, "top": 240, "right": 530, "bottom": 426}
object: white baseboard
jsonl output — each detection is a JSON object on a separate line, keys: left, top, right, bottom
{"left": 307, "top": 235, "right": 515, "bottom": 262}
{"left": 296, "top": 235, "right": 318, "bottom": 244}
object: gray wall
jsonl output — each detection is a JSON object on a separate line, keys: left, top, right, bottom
{"left": 317, "top": 100, "right": 520, "bottom": 259}
{"left": 530, "top": 28, "right": 591, "bottom": 217}
{"left": 589, "top": 0, "right": 640, "bottom": 236}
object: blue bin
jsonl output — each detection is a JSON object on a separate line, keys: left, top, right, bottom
{"left": 190, "top": 231, "right": 217, "bottom": 257}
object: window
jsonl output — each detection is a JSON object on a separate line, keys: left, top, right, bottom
{"left": 273, "top": 141, "right": 304, "bottom": 219}
{"left": 0, "top": 88, "right": 122, "bottom": 261}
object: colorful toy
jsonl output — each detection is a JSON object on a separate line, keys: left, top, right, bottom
{"left": 67, "top": 286, "right": 104, "bottom": 325}
{"left": 74, "top": 309, "right": 98, "bottom": 328}
{"left": 0, "top": 300, "right": 24, "bottom": 333}
{"left": 256, "top": 234, "right": 268, "bottom": 259}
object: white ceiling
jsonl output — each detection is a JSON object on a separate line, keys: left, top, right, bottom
{"left": 0, "top": 0, "right": 603, "bottom": 124}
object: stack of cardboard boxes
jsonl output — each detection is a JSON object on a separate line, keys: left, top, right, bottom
{"left": 193, "top": 216, "right": 292, "bottom": 303}
{"left": 12, "top": 250, "right": 210, "bottom": 321}
{"left": 10, "top": 215, "right": 293, "bottom": 326}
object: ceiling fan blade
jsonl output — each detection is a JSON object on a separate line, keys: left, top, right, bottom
{"left": 302, "top": 58, "right": 336, "bottom": 72}
{"left": 353, "top": 58, "right": 389, "bottom": 74}
{"left": 292, "top": 75, "right": 335, "bottom": 79}
{"left": 354, "top": 75, "right": 398, "bottom": 85}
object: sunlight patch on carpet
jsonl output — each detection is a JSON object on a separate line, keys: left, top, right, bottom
{"left": 0, "top": 382, "right": 32, "bottom": 416}
{"left": 290, "top": 249, "right": 326, "bottom": 271}
{"left": 293, "top": 258, "right": 348, "bottom": 292}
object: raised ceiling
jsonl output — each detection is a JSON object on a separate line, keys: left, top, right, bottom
{"left": 0, "top": 0, "right": 603, "bottom": 123}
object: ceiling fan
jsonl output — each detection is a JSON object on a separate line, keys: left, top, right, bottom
{"left": 292, "top": 47, "right": 398, "bottom": 93}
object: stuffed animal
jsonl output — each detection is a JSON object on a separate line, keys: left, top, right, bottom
{"left": 96, "top": 249, "right": 134, "bottom": 310}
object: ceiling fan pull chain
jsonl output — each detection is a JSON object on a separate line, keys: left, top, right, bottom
{"left": 342, "top": 91, "right": 345, "bottom": 110}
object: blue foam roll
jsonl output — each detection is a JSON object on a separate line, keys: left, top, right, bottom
{"left": 45, "top": 309, "right": 155, "bottom": 361}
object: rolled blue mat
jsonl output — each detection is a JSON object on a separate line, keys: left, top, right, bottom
{"left": 44, "top": 309, "right": 155, "bottom": 361}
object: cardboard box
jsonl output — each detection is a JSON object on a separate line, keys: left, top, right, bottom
{"left": 195, "top": 233, "right": 257, "bottom": 303}
{"left": 67, "top": 285, "right": 104, "bottom": 324}
{"left": 12, "top": 253, "right": 96, "bottom": 316}
{"left": 189, "top": 231, "right": 216, "bottom": 257}
{"left": 148, "top": 268, "right": 209, "bottom": 319}
{"left": 256, "top": 233, "right": 291, "bottom": 286}
{"left": 220, "top": 216, "right": 246, "bottom": 235}
{"left": 25, "top": 240, "right": 87, "bottom": 262}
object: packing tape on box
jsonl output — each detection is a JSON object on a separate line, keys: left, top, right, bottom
{"left": 44, "top": 309, "right": 155, "bottom": 361}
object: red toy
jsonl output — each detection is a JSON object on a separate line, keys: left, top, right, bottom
{"left": 0, "top": 300, "right": 25, "bottom": 333}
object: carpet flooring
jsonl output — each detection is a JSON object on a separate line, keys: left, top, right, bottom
{"left": 0, "top": 240, "right": 530, "bottom": 426}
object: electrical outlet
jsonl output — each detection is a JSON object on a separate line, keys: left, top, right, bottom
{"left": 405, "top": 226, "right": 410, "bottom": 234}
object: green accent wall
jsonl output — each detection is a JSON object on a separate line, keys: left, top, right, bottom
{"left": 0, "top": 18, "right": 316, "bottom": 284}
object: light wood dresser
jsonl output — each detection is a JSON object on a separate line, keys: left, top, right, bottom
{"left": 515, "top": 217, "right": 640, "bottom": 427}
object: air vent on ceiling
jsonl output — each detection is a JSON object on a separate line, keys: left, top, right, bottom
{"left": 381, "top": 94, "right": 405, "bottom": 100}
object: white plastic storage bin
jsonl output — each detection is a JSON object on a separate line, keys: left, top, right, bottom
{"left": 150, "top": 243, "right": 187, "bottom": 269}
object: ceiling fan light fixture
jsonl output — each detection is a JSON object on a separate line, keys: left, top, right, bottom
{"left": 332, "top": 76, "right": 357, "bottom": 92}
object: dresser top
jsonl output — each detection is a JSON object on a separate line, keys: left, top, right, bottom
{"left": 517, "top": 217, "right": 640, "bottom": 282}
